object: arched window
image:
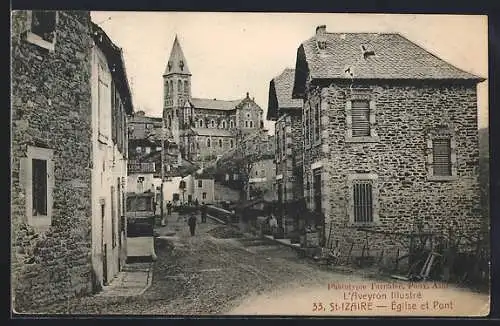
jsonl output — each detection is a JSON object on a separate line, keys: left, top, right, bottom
{"left": 221, "top": 120, "right": 227, "bottom": 129}
{"left": 184, "top": 81, "right": 189, "bottom": 94}
{"left": 249, "top": 121, "right": 254, "bottom": 128}
{"left": 229, "top": 120, "right": 234, "bottom": 128}
{"left": 219, "top": 139, "right": 223, "bottom": 148}
{"left": 206, "top": 138, "right": 211, "bottom": 148}
{"left": 245, "top": 121, "right": 248, "bottom": 128}
{"left": 178, "top": 80, "right": 182, "bottom": 92}
{"left": 211, "top": 120, "right": 215, "bottom": 128}
{"left": 199, "top": 119, "right": 204, "bottom": 128}
{"left": 230, "top": 139, "right": 234, "bottom": 148}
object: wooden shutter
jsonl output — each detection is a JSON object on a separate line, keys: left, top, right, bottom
{"left": 351, "top": 100, "right": 370, "bottom": 137}
{"left": 353, "top": 181, "right": 373, "bottom": 223}
{"left": 433, "top": 138, "right": 451, "bottom": 176}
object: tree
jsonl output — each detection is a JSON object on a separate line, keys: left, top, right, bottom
{"left": 215, "top": 130, "right": 273, "bottom": 200}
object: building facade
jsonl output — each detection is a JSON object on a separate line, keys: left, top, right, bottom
{"left": 267, "top": 68, "right": 304, "bottom": 234}
{"left": 162, "top": 36, "right": 265, "bottom": 163}
{"left": 89, "top": 22, "right": 132, "bottom": 288}
{"left": 11, "top": 10, "right": 95, "bottom": 311}
{"left": 292, "top": 25, "right": 485, "bottom": 255}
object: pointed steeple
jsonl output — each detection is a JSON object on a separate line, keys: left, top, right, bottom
{"left": 164, "top": 35, "right": 191, "bottom": 76}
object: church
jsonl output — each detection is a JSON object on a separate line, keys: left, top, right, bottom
{"left": 163, "top": 36, "right": 265, "bottom": 163}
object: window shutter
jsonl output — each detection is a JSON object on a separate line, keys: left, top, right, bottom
{"left": 432, "top": 139, "right": 452, "bottom": 176}
{"left": 351, "top": 100, "right": 370, "bottom": 137}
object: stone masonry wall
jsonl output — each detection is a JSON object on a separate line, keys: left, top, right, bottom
{"left": 304, "top": 81, "right": 482, "bottom": 257}
{"left": 11, "top": 11, "right": 93, "bottom": 311}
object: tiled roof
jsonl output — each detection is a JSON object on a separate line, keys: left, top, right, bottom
{"left": 191, "top": 128, "right": 234, "bottom": 137}
{"left": 299, "top": 32, "right": 482, "bottom": 81}
{"left": 190, "top": 98, "right": 242, "bottom": 111}
{"left": 273, "top": 68, "right": 303, "bottom": 109}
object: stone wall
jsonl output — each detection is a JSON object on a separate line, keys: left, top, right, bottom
{"left": 303, "top": 81, "right": 482, "bottom": 256}
{"left": 11, "top": 10, "right": 93, "bottom": 311}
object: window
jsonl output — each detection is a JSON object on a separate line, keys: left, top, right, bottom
{"left": 348, "top": 173, "right": 379, "bottom": 225}
{"left": 32, "top": 159, "right": 48, "bottom": 217}
{"left": 198, "top": 180, "right": 203, "bottom": 188}
{"left": 282, "top": 125, "right": 286, "bottom": 158}
{"left": 221, "top": 120, "right": 227, "bottom": 129}
{"left": 202, "top": 192, "right": 207, "bottom": 200}
{"left": 97, "top": 59, "right": 111, "bottom": 141}
{"left": 169, "top": 81, "right": 173, "bottom": 95}
{"left": 427, "top": 130, "right": 457, "bottom": 180}
{"left": 432, "top": 139, "right": 452, "bottom": 176}
{"left": 345, "top": 90, "right": 379, "bottom": 142}
{"left": 353, "top": 181, "right": 373, "bottom": 223}
{"left": 20, "top": 146, "right": 54, "bottom": 231}
{"left": 178, "top": 80, "right": 182, "bottom": 92}
{"left": 199, "top": 119, "right": 204, "bottom": 128}
{"left": 229, "top": 120, "right": 234, "bottom": 128}
{"left": 246, "top": 113, "right": 251, "bottom": 118}
{"left": 137, "top": 177, "right": 145, "bottom": 193}
{"left": 184, "top": 81, "right": 188, "bottom": 93}
{"left": 313, "top": 168, "right": 322, "bottom": 214}
{"left": 156, "top": 146, "right": 162, "bottom": 152}
{"left": 25, "top": 11, "right": 58, "bottom": 51}
{"left": 219, "top": 139, "right": 223, "bottom": 148}
{"left": 314, "top": 101, "right": 321, "bottom": 143}
{"left": 249, "top": 121, "right": 254, "bottom": 128}
{"left": 245, "top": 121, "right": 249, "bottom": 128}
{"left": 136, "top": 146, "right": 142, "bottom": 153}
{"left": 230, "top": 140, "right": 234, "bottom": 148}
{"left": 255, "top": 170, "right": 259, "bottom": 176}
{"left": 304, "top": 103, "right": 310, "bottom": 146}
{"left": 206, "top": 138, "right": 211, "bottom": 148}
{"left": 145, "top": 147, "right": 151, "bottom": 154}
{"left": 211, "top": 120, "right": 215, "bottom": 128}
{"left": 179, "top": 60, "right": 184, "bottom": 71}
{"left": 111, "top": 186, "right": 116, "bottom": 248}
{"left": 351, "top": 100, "right": 370, "bottom": 137}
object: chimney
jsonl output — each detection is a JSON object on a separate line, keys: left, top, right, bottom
{"left": 316, "top": 25, "right": 326, "bottom": 36}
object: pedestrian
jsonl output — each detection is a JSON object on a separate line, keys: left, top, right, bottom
{"left": 269, "top": 213, "right": 278, "bottom": 236}
{"left": 166, "top": 201, "right": 172, "bottom": 216}
{"left": 201, "top": 202, "right": 207, "bottom": 223}
{"left": 188, "top": 213, "right": 197, "bottom": 236}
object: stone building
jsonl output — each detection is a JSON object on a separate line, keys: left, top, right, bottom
{"left": 11, "top": 10, "right": 94, "bottom": 311}
{"left": 267, "top": 68, "right": 304, "bottom": 234}
{"left": 162, "top": 36, "right": 265, "bottom": 162}
{"left": 90, "top": 22, "right": 132, "bottom": 287}
{"left": 292, "top": 25, "right": 485, "bottom": 254}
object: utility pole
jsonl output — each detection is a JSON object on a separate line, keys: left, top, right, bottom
{"left": 160, "top": 120, "right": 166, "bottom": 227}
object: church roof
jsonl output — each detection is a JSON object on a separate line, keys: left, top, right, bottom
{"left": 190, "top": 98, "right": 242, "bottom": 111}
{"left": 164, "top": 35, "right": 191, "bottom": 76}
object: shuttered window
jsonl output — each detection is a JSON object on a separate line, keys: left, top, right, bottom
{"left": 353, "top": 181, "right": 373, "bottom": 223}
{"left": 351, "top": 100, "right": 370, "bottom": 137}
{"left": 433, "top": 138, "right": 452, "bottom": 176}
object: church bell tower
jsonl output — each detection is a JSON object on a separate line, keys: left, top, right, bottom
{"left": 163, "top": 35, "right": 192, "bottom": 145}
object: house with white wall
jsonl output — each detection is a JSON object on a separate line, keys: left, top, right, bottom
{"left": 90, "top": 22, "right": 132, "bottom": 288}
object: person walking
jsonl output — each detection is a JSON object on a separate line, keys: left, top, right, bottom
{"left": 269, "top": 213, "right": 278, "bottom": 236}
{"left": 166, "top": 201, "right": 172, "bottom": 216}
{"left": 200, "top": 202, "right": 207, "bottom": 223}
{"left": 188, "top": 213, "right": 197, "bottom": 236}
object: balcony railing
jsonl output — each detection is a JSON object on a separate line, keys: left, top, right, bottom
{"left": 128, "top": 162, "right": 156, "bottom": 173}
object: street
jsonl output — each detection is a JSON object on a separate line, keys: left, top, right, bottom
{"left": 31, "top": 212, "right": 489, "bottom": 316}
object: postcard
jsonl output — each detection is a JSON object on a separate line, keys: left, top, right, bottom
{"left": 10, "top": 11, "right": 489, "bottom": 316}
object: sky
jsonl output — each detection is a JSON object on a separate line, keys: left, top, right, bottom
{"left": 90, "top": 12, "right": 488, "bottom": 132}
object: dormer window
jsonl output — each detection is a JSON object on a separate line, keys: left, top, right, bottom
{"left": 317, "top": 40, "right": 327, "bottom": 50}
{"left": 168, "top": 61, "right": 172, "bottom": 71}
{"left": 361, "top": 45, "right": 375, "bottom": 59}
{"left": 179, "top": 60, "right": 184, "bottom": 71}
